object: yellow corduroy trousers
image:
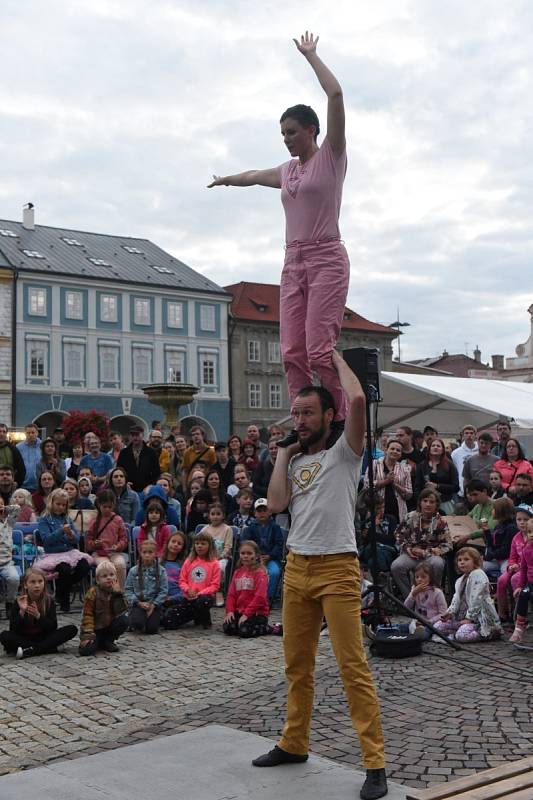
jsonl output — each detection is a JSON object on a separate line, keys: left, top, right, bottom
{"left": 278, "top": 551, "right": 385, "bottom": 769}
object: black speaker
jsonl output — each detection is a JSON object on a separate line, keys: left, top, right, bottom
{"left": 343, "top": 347, "right": 382, "bottom": 401}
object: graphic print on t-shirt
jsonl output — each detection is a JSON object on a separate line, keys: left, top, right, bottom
{"left": 191, "top": 565, "right": 207, "bottom": 583}
{"left": 291, "top": 462, "right": 322, "bottom": 492}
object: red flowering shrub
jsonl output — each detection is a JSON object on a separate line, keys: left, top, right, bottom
{"left": 62, "top": 409, "right": 111, "bottom": 447}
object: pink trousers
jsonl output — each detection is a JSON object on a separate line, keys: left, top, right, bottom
{"left": 496, "top": 569, "right": 521, "bottom": 618}
{"left": 280, "top": 239, "right": 350, "bottom": 420}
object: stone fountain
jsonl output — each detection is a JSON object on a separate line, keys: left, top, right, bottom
{"left": 141, "top": 382, "right": 199, "bottom": 433}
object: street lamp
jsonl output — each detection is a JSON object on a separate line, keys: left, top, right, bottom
{"left": 388, "top": 309, "right": 410, "bottom": 363}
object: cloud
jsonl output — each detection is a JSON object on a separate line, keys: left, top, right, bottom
{"left": 1, "top": 0, "right": 533, "bottom": 364}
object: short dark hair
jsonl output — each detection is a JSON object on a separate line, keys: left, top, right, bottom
{"left": 295, "top": 385, "right": 336, "bottom": 415}
{"left": 190, "top": 425, "right": 205, "bottom": 437}
{"left": 466, "top": 479, "right": 489, "bottom": 494}
{"left": 397, "top": 425, "right": 412, "bottom": 436}
{"left": 0, "top": 464, "right": 14, "bottom": 476}
{"left": 214, "top": 442, "right": 228, "bottom": 451}
{"left": 280, "top": 104, "right": 320, "bottom": 140}
{"left": 516, "top": 472, "right": 533, "bottom": 483}
{"left": 423, "top": 425, "right": 438, "bottom": 435}
{"left": 478, "top": 432, "right": 493, "bottom": 443}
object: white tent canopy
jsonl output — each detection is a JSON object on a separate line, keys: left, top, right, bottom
{"left": 379, "top": 372, "right": 533, "bottom": 432}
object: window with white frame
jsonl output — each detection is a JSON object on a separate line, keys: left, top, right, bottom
{"left": 28, "top": 287, "right": 46, "bottom": 316}
{"left": 199, "top": 304, "right": 216, "bottom": 332}
{"left": 269, "top": 383, "right": 282, "bottom": 409}
{"left": 134, "top": 298, "right": 151, "bottom": 326}
{"left": 199, "top": 351, "right": 218, "bottom": 389}
{"left": 133, "top": 347, "right": 152, "bottom": 386}
{"left": 249, "top": 383, "right": 262, "bottom": 409}
{"left": 65, "top": 290, "right": 83, "bottom": 320}
{"left": 248, "top": 340, "right": 260, "bottom": 362}
{"left": 167, "top": 301, "right": 183, "bottom": 328}
{"left": 99, "top": 345, "right": 120, "bottom": 385}
{"left": 100, "top": 294, "right": 118, "bottom": 322}
{"left": 166, "top": 350, "right": 185, "bottom": 383}
{"left": 26, "top": 338, "right": 48, "bottom": 379}
{"left": 268, "top": 340, "right": 281, "bottom": 363}
{"left": 63, "top": 341, "right": 86, "bottom": 384}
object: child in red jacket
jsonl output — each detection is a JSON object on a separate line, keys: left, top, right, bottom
{"left": 223, "top": 540, "right": 270, "bottom": 637}
{"left": 137, "top": 502, "right": 173, "bottom": 557}
{"left": 178, "top": 531, "right": 221, "bottom": 628}
{"left": 86, "top": 490, "right": 128, "bottom": 588}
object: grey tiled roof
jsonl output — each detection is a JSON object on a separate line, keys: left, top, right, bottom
{"left": 0, "top": 218, "right": 227, "bottom": 296}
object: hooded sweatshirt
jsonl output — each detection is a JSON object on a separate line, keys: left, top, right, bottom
{"left": 134, "top": 484, "right": 180, "bottom": 527}
{"left": 226, "top": 565, "right": 269, "bottom": 617}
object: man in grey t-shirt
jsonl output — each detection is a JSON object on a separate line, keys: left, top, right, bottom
{"left": 462, "top": 432, "right": 497, "bottom": 486}
{"left": 252, "top": 352, "right": 387, "bottom": 800}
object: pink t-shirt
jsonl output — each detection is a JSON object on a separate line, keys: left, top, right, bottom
{"left": 278, "top": 137, "right": 347, "bottom": 244}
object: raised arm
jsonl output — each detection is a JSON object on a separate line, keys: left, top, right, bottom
{"left": 207, "top": 168, "right": 281, "bottom": 189}
{"left": 294, "top": 32, "right": 345, "bottom": 157}
{"left": 331, "top": 350, "right": 365, "bottom": 456}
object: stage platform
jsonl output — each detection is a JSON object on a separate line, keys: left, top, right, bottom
{"left": 0, "top": 724, "right": 408, "bottom": 799}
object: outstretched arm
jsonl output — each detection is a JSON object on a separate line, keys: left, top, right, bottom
{"left": 294, "top": 32, "right": 345, "bottom": 157}
{"left": 207, "top": 168, "right": 281, "bottom": 189}
{"left": 332, "top": 350, "right": 365, "bottom": 455}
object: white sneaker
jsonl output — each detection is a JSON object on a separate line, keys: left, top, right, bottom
{"left": 16, "top": 647, "right": 24, "bottom": 660}
{"left": 510, "top": 627, "right": 524, "bottom": 643}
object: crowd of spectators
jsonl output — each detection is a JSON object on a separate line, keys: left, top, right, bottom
{"left": 0, "top": 416, "right": 532, "bottom": 656}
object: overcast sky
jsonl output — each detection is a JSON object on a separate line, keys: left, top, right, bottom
{"left": 2, "top": 0, "right": 533, "bottom": 362}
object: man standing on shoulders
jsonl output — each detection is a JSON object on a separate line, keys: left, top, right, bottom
{"left": 117, "top": 425, "right": 161, "bottom": 493}
{"left": 253, "top": 351, "right": 387, "bottom": 800}
{"left": 451, "top": 425, "right": 478, "bottom": 497}
{"left": 17, "top": 423, "right": 41, "bottom": 492}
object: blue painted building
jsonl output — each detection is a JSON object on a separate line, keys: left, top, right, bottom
{"left": 0, "top": 205, "right": 231, "bottom": 439}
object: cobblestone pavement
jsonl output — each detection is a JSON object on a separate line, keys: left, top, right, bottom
{"left": 1, "top": 606, "right": 532, "bottom": 791}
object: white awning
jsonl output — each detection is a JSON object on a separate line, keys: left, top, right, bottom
{"left": 379, "top": 372, "right": 533, "bottom": 431}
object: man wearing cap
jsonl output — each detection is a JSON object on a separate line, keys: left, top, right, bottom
{"left": 252, "top": 351, "right": 387, "bottom": 800}
{"left": 117, "top": 426, "right": 161, "bottom": 493}
{"left": 52, "top": 427, "right": 72, "bottom": 460}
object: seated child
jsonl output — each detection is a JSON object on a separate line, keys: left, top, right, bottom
{"left": 482, "top": 497, "right": 516, "bottom": 582}
{"left": 243, "top": 499, "right": 283, "bottom": 600}
{"left": 405, "top": 561, "right": 447, "bottom": 639}
{"left": 36, "top": 488, "right": 92, "bottom": 613}
{"left": 223, "top": 540, "right": 270, "bottom": 638}
{"left": 62, "top": 478, "right": 95, "bottom": 511}
{"left": 178, "top": 531, "right": 221, "bottom": 628}
{"left": 0, "top": 497, "right": 21, "bottom": 617}
{"left": 0, "top": 567, "right": 77, "bottom": 659}
{"left": 359, "top": 497, "right": 398, "bottom": 574}
{"left": 510, "top": 516, "right": 533, "bottom": 642}
{"left": 433, "top": 547, "right": 501, "bottom": 642}
{"left": 497, "top": 503, "right": 531, "bottom": 621}
{"left": 200, "top": 502, "right": 233, "bottom": 607}
{"left": 160, "top": 531, "right": 190, "bottom": 629}
{"left": 227, "top": 487, "right": 255, "bottom": 529}
{"left": 85, "top": 490, "right": 128, "bottom": 588}
{"left": 78, "top": 560, "right": 128, "bottom": 655}
{"left": 137, "top": 501, "right": 173, "bottom": 557}
{"left": 125, "top": 539, "right": 168, "bottom": 635}
{"left": 392, "top": 488, "right": 452, "bottom": 599}
{"left": 489, "top": 470, "right": 505, "bottom": 500}
{"left": 77, "top": 474, "right": 96, "bottom": 507}
{"left": 185, "top": 489, "right": 211, "bottom": 534}
{"left": 10, "top": 488, "right": 37, "bottom": 523}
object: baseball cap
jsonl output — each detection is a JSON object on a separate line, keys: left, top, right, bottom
{"left": 254, "top": 498, "right": 268, "bottom": 509}
{"left": 515, "top": 503, "right": 533, "bottom": 517}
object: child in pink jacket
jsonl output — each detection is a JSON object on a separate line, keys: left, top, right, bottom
{"left": 223, "top": 540, "right": 270, "bottom": 638}
{"left": 85, "top": 490, "right": 128, "bottom": 588}
{"left": 179, "top": 531, "right": 221, "bottom": 628}
{"left": 510, "top": 518, "right": 533, "bottom": 642}
{"left": 497, "top": 504, "right": 531, "bottom": 621}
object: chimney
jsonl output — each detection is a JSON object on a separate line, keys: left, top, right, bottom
{"left": 22, "top": 202, "right": 35, "bottom": 230}
{"left": 473, "top": 345, "right": 481, "bottom": 363}
{"left": 442, "top": 349, "right": 449, "bottom": 357}
{"left": 492, "top": 354, "right": 505, "bottom": 370}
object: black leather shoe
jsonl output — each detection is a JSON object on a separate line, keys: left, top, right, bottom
{"left": 360, "top": 768, "right": 388, "bottom": 799}
{"left": 276, "top": 430, "right": 298, "bottom": 448}
{"left": 252, "top": 745, "right": 308, "bottom": 767}
{"left": 104, "top": 641, "right": 119, "bottom": 653}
